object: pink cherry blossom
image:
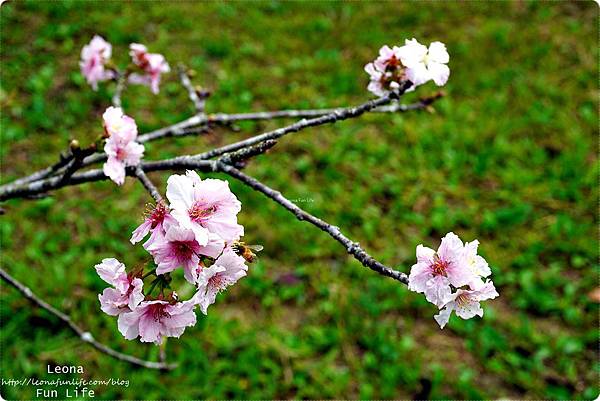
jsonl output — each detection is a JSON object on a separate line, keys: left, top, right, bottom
{"left": 128, "top": 43, "right": 170, "bottom": 94}
{"left": 196, "top": 247, "right": 248, "bottom": 314}
{"left": 364, "top": 63, "right": 386, "bottom": 97}
{"left": 131, "top": 201, "right": 174, "bottom": 244}
{"left": 408, "top": 232, "right": 476, "bottom": 307}
{"left": 434, "top": 279, "right": 499, "bottom": 329}
{"left": 374, "top": 45, "right": 403, "bottom": 72}
{"left": 117, "top": 297, "right": 197, "bottom": 344}
{"left": 364, "top": 44, "right": 406, "bottom": 97}
{"left": 144, "top": 220, "right": 224, "bottom": 284}
{"left": 95, "top": 258, "right": 144, "bottom": 316}
{"left": 129, "top": 43, "right": 149, "bottom": 66}
{"left": 103, "top": 138, "right": 145, "bottom": 186}
{"left": 102, "top": 106, "right": 138, "bottom": 144}
{"left": 397, "top": 38, "right": 450, "bottom": 87}
{"left": 166, "top": 171, "right": 244, "bottom": 245}
{"left": 462, "top": 239, "right": 492, "bottom": 282}
{"left": 80, "top": 35, "right": 114, "bottom": 90}
{"left": 101, "top": 107, "right": 144, "bottom": 186}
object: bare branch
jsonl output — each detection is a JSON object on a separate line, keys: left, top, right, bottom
{"left": 0, "top": 158, "right": 213, "bottom": 201}
{"left": 216, "top": 163, "right": 409, "bottom": 284}
{"left": 177, "top": 64, "right": 207, "bottom": 113}
{"left": 112, "top": 72, "right": 127, "bottom": 108}
{"left": 219, "top": 139, "right": 277, "bottom": 166}
{"left": 135, "top": 166, "right": 163, "bottom": 203}
{"left": 195, "top": 82, "right": 412, "bottom": 161}
{"left": 0, "top": 266, "right": 176, "bottom": 370}
{"left": 207, "top": 91, "right": 444, "bottom": 123}
{"left": 57, "top": 141, "right": 98, "bottom": 185}
{"left": 10, "top": 152, "right": 74, "bottom": 186}
{"left": 137, "top": 114, "right": 205, "bottom": 143}
{"left": 0, "top": 139, "right": 281, "bottom": 201}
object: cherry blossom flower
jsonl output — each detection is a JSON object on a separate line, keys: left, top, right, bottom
{"left": 397, "top": 38, "right": 450, "bottom": 87}
{"left": 129, "top": 43, "right": 149, "bottom": 67}
{"left": 144, "top": 220, "right": 225, "bottom": 284}
{"left": 196, "top": 247, "right": 248, "bottom": 314}
{"left": 101, "top": 107, "right": 145, "bottom": 185}
{"left": 117, "top": 297, "right": 198, "bottom": 344}
{"left": 365, "top": 40, "right": 450, "bottom": 96}
{"left": 128, "top": 43, "right": 170, "bottom": 94}
{"left": 373, "top": 45, "right": 402, "bottom": 71}
{"left": 95, "top": 258, "right": 144, "bottom": 316}
{"left": 408, "top": 232, "right": 476, "bottom": 307}
{"left": 166, "top": 171, "right": 244, "bottom": 245}
{"left": 434, "top": 279, "right": 499, "bottom": 329}
{"left": 462, "top": 239, "right": 492, "bottom": 281}
{"left": 103, "top": 138, "right": 144, "bottom": 186}
{"left": 102, "top": 106, "right": 138, "bottom": 144}
{"left": 364, "top": 45, "right": 405, "bottom": 97}
{"left": 130, "top": 201, "right": 175, "bottom": 244}
{"left": 80, "top": 35, "right": 114, "bottom": 90}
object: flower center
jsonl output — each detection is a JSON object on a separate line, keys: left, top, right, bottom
{"left": 149, "top": 202, "right": 167, "bottom": 228}
{"left": 188, "top": 202, "right": 217, "bottom": 222}
{"left": 431, "top": 257, "right": 449, "bottom": 277}
{"left": 115, "top": 147, "right": 126, "bottom": 161}
{"left": 148, "top": 304, "right": 170, "bottom": 322}
{"left": 379, "top": 64, "right": 406, "bottom": 89}
{"left": 208, "top": 273, "right": 229, "bottom": 293}
{"left": 173, "top": 241, "right": 194, "bottom": 259}
{"left": 385, "top": 55, "right": 401, "bottom": 70}
{"left": 455, "top": 293, "right": 471, "bottom": 307}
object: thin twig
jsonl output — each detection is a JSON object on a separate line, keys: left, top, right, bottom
{"left": 0, "top": 266, "right": 177, "bottom": 370}
{"left": 219, "top": 139, "right": 277, "bottom": 166}
{"left": 207, "top": 91, "right": 443, "bottom": 123}
{"left": 195, "top": 82, "right": 412, "bottom": 161}
{"left": 112, "top": 72, "right": 126, "bottom": 108}
{"left": 216, "top": 163, "right": 409, "bottom": 284}
{"left": 9, "top": 152, "right": 74, "bottom": 186}
{"left": 135, "top": 166, "right": 163, "bottom": 203}
{"left": 177, "top": 64, "right": 206, "bottom": 113}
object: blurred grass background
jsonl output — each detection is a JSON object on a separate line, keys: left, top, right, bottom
{"left": 0, "top": 1, "right": 598, "bottom": 399}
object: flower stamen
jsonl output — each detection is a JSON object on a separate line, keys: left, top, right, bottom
{"left": 188, "top": 202, "right": 217, "bottom": 222}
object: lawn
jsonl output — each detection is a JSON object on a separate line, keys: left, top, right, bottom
{"left": 0, "top": 1, "right": 598, "bottom": 399}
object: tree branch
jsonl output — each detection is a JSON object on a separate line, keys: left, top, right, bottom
{"left": 2, "top": 86, "right": 440, "bottom": 189}
{"left": 0, "top": 84, "right": 414, "bottom": 202}
{"left": 135, "top": 166, "right": 163, "bottom": 203}
{"left": 216, "top": 163, "right": 409, "bottom": 284}
{"left": 177, "top": 64, "right": 207, "bottom": 114}
{"left": 0, "top": 266, "right": 176, "bottom": 370}
{"left": 112, "top": 72, "right": 127, "bottom": 108}
{"left": 207, "top": 91, "right": 444, "bottom": 123}
{"left": 196, "top": 83, "right": 411, "bottom": 160}
{"left": 0, "top": 140, "right": 266, "bottom": 201}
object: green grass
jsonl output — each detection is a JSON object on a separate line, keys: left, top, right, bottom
{"left": 0, "top": 1, "right": 598, "bottom": 399}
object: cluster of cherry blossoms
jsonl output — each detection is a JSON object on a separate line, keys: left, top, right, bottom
{"left": 364, "top": 38, "right": 450, "bottom": 96}
{"left": 80, "top": 35, "right": 170, "bottom": 94}
{"left": 101, "top": 106, "right": 145, "bottom": 185}
{"left": 408, "top": 232, "right": 499, "bottom": 329}
{"left": 95, "top": 171, "right": 256, "bottom": 344}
